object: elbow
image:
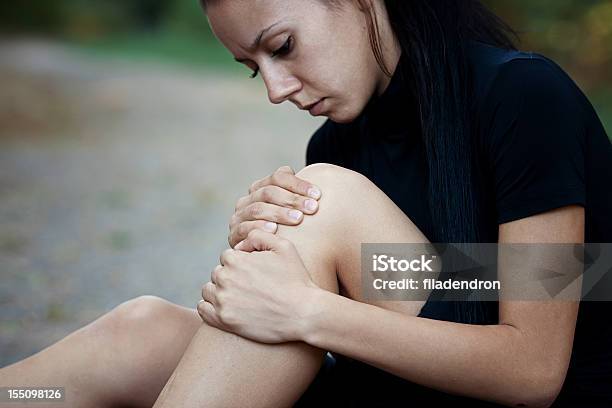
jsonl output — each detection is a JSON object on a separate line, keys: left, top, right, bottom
{"left": 515, "top": 364, "right": 566, "bottom": 408}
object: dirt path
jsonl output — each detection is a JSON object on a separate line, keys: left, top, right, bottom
{"left": 0, "top": 39, "right": 324, "bottom": 366}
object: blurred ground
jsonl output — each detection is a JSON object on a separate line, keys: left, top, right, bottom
{"left": 0, "top": 38, "right": 323, "bottom": 366}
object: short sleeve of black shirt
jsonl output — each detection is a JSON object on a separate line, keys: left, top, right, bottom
{"left": 479, "top": 57, "right": 587, "bottom": 225}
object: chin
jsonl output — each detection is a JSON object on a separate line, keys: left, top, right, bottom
{"left": 327, "top": 106, "right": 361, "bottom": 124}
{"left": 329, "top": 115, "right": 353, "bottom": 124}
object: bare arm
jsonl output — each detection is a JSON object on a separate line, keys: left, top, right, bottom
{"left": 300, "top": 205, "right": 583, "bottom": 407}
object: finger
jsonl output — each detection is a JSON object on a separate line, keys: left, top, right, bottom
{"left": 249, "top": 169, "right": 321, "bottom": 200}
{"left": 197, "top": 299, "right": 219, "bottom": 326}
{"left": 238, "top": 202, "right": 304, "bottom": 225}
{"left": 210, "top": 264, "right": 222, "bottom": 284}
{"left": 248, "top": 185, "right": 319, "bottom": 215}
{"left": 236, "top": 229, "right": 288, "bottom": 253}
{"left": 246, "top": 165, "right": 294, "bottom": 197}
{"left": 277, "top": 165, "right": 295, "bottom": 175}
{"left": 219, "top": 248, "right": 238, "bottom": 266}
{"left": 230, "top": 220, "right": 278, "bottom": 248}
{"left": 234, "top": 195, "right": 251, "bottom": 213}
{"left": 201, "top": 281, "right": 218, "bottom": 306}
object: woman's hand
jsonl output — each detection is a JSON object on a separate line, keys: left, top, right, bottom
{"left": 198, "top": 230, "right": 322, "bottom": 344}
{"left": 228, "top": 166, "right": 321, "bottom": 248}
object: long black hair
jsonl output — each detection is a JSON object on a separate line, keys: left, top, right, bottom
{"left": 379, "top": 0, "right": 517, "bottom": 242}
{"left": 378, "top": 0, "right": 517, "bottom": 323}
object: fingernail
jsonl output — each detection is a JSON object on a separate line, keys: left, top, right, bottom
{"left": 235, "top": 241, "right": 244, "bottom": 250}
{"left": 288, "top": 209, "right": 303, "bottom": 221}
{"left": 264, "top": 222, "right": 277, "bottom": 232}
{"left": 307, "top": 187, "right": 321, "bottom": 200}
{"left": 304, "top": 199, "right": 318, "bottom": 212}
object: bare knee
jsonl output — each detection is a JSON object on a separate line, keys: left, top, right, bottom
{"left": 297, "top": 163, "right": 371, "bottom": 195}
{"left": 293, "top": 164, "right": 375, "bottom": 233}
{"left": 291, "top": 163, "right": 385, "bottom": 241}
{"left": 291, "top": 164, "right": 426, "bottom": 308}
{"left": 107, "top": 295, "right": 173, "bottom": 331}
{"left": 91, "top": 296, "right": 200, "bottom": 347}
{"left": 296, "top": 163, "right": 424, "bottom": 242}
{"left": 274, "top": 165, "right": 373, "bottom": 293}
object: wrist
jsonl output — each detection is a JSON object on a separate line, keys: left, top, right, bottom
{"left": 295, "top": 286, "right": 333, "bottom": 345}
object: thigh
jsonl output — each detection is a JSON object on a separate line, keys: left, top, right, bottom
{"left": 0, "top": 296, "right": 203, "bottom": 408}
{"left": 278, "top": 164, "right": 430, "bottom": 317}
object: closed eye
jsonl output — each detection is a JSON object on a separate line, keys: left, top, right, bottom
{"left": 247, "top": 36, "right": 293, "bottom": 79}
{"left": 271, "top": 36, "right": 293, "bottom": 58}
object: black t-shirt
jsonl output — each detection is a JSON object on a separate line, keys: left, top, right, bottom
{"left": 299, "top": 42, "right": 612, "bottom": 407}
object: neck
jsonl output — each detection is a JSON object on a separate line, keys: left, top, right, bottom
{"left": 374, "top": 2, "right": 402, "bottom": 96}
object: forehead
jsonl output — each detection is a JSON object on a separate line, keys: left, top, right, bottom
{"left": 207, "top": 0, "right": 323, "bottom": 51}
{"left": 208, "top": 1, "right": 293, "bottom": 41}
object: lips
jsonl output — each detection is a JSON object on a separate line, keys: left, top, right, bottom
{"left": 305, "top": 98, "right": 325, "bottom": 116}
{"left": 301, "top": 99, "right": 320, "bottom": 110}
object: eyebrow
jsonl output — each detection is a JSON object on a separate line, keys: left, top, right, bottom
{"left": 234, "top": 21, "right": 281, "bottom": 63}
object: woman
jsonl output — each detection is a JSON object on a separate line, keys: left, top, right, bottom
{"left": 1, "top": 0, "right": 611, "bottom": 407}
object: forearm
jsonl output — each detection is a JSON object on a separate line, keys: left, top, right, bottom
{"left": 302, "top": 290, "right": 560, "bottom": 407}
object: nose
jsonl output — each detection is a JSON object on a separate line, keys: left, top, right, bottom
{"left": 262, "top": 65, "right": 301, "bottom": 105}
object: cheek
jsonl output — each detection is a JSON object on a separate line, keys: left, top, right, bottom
{"left": 333, "top": 102, "right": 364, "bottom": 123}
{"left": 334, "top": 76, "right": 376, "bottom": 122}
{"left": 297, "top": 38, "right": 377, "bottom": 121}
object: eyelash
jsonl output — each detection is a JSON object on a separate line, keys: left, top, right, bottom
{"left": 249, "top": 36, "right": 293, "bottom": 79}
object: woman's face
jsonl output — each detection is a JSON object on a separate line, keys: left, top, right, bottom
{"left": 207, "top": 0, "right": 394, "bottom": 123}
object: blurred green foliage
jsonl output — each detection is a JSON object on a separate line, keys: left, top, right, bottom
{"left": 1, "top": 1, "right": 610, "bottom": 82}
{"left": 486, "top": 0, "right": 612, "bottom": 88}
{"left": 0, "top": 0, "right": 209, "bottom": 36}
{"left": 0, "top": 0, "right": 238, "bottom": 71}
{"left": 486, "top": 0, "right": 612, "bottom": 129}
{"left": 0, "top": 1, "right": 611, "bottom": 123}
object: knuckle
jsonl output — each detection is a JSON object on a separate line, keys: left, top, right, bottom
{"left": 248, "top": 203, "right": 263, "bottom": 219}
{"left": 229, "top": 213, "right": 238, "bottom": 228}
{"left": 248, "top": 180, "right": 260, "bottom": 194}
{"left": 288, "top": 192, "right": 302, "bottom": 207}
{"left": 296, "top": 180, "right": 310, "bottom": 195}
{"left": 211, "top": 265, "right": 220, "bottom": 280}
{"left": 215, "top": 269, "right": 227, "bottom": 286}
{"left": 197, "top": 301, "right": 205, "bottom": 316}
{"left": 236, "top": 222, "right": 249, "bottom": 239}
{"left": 221, "top": 248, "right": 235, "bottom": 264}
{"left": 270, "top": 172, "right": 282, "bottom": 185}
{"left": 202, "top": 282, "right": 212, "bottom": 300}
{"left": 216, "top": 290, "right": 227, "bottom": 305}
{"left": 260, "top": 186, "right": 273, "bottom": 202}
{"left": 218, "top": 266, "right": 234, "bottom": 284}
{"left": 247, "top": 228, "right": 261, "bottom": 240}
{"left": 218, "top": 308, "right": 235, "bottom": 326}
{"left": 206, "top": 281, "right": 215, "bottom": 292}
{"left": 234, "top": 196, "right": 247, "bottom": 212}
